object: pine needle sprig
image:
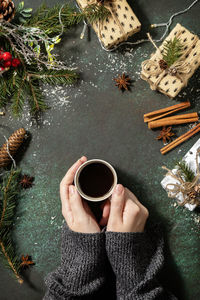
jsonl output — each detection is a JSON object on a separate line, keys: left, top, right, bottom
{"left": 27, "top": 77, "right": 49, "bottom": 115}
{"left": 0, "top": 169, "right": 23, "bottom": 284}
{"left": 83, "top": 4, "right": 111, "bottom": 24}
{"left": 176, "top": 160, "right": 195, "bottom": 182}
{"left": 26, "top": 3, "right": 110, "bottom": 35}
{"left": 162, "top": 37, "right": 184, "bottom": 67}
{"left": 27, "top": 69, "right": 79, "bottom": 86}
{"left": 11, "top": 72, "right": 27, "bottom": 116}
{"left": 26, "top": 3, "right": 76, "bottom": 34}
{"left": 0, "top": 233, "right": 23, "bottom": 284}
{"left": 0, "top": 169, "right": 21, "bottom": 233}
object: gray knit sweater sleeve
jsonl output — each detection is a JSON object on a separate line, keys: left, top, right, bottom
{"left": 105, "top": 226, "right": 177, "bottom": 300}
{"left": 43, "top": 223, "right": 107, "bottom": 299}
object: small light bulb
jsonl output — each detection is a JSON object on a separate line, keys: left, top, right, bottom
{"left": 80, "top": 33, "right": 85, "bottom": 39}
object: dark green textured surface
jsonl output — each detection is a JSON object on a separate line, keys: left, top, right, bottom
{"left": 0, "top": 0, "right": 200, "bottom": 299}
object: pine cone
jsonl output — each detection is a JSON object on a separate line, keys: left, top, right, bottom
{"left": 0, "top": 0, "right": 15, "bottom": 23}
{"left": 0, "top": 128, "right": 26, "bottom": 168}
{"left": 194, "top": 184, "right": 200, "bottom": 195}
{"left": 159, "top": 59, "right": 168, "bottom": 70}
{"left": 187, "top": 190, "right": 197, "bottom": 200}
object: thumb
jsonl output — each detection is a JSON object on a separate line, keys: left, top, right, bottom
{"left": 99, "top": 199, "right": 110, "bottom": 226}
{"left": 109, "top": 184, "right": 125, "bottom": 223}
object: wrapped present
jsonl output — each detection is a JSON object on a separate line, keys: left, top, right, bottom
{"left": 141, "top": 23, "right": 200, "bottom": 98}
{"left": 161, "top": 139, "right": 200, "bottom": 211}
{"left": 76, "top": 0, "right": 141, "bottom": 49}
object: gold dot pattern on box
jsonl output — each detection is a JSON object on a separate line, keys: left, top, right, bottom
{"left": 76, "top": 0, "right": 141, "bottom": 49}
{"left": 141, "top": 23, "right": 200, "bottom": 98}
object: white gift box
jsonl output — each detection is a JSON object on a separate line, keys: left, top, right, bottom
{"left": 161, "top": 138, "right": 200, "bottom": 211}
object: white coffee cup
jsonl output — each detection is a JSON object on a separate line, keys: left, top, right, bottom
{"left": 74, "top": 159, "right": 117, "bottom": 202}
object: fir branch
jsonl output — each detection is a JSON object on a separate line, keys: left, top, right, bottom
{"left": 0, "top": 169, "right": 23, "bottom": 284}
{"left": 83, "top": 4, "right": 111, "bottom": 24}
{"left": 163, "top": 37, "right": 184, "bottom": 67}
{"left": 27, "top": 77, "right": 49, "bottom": 114}
{"left": 28, "top": 69, "right": 79, "bottom": 85}
{"left": 26, "top": 3, "right": 78, "bottom": 34}
{"left": 11, "top": 74, "right": 27, "bottom": 116}
{"left": 0, "top": 238, "right": 23, "bottom": 284}
{"left": 0, "top": 169, "right": 21, "bottom": 230}
{"left": 26, "top": 3, "right": 111, "bottom": 35}
{"left": 176, "top": 160, "right": 195, "bottom": 182}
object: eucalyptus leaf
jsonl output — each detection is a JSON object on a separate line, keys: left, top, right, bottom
{"left": 22, "top": 8, "right": 33, "bottom": 13}
{"left": 17, "top": 1, "right": 24, "bottom": 11}
{"left": 21, "top": 12, "right": 32, "bottom": 18}
{"left": 19, "top": 17, "right": 26, "bottom": 23}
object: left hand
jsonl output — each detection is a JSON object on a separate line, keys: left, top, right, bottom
{"left": 60, "top": 156, "right": 110, "bottom": 233}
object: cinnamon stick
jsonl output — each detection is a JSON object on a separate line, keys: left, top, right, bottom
{"left": 161, "top": 123, "right": 200, "bottom": 155}
{"left": 144, "top": 101, "right": 190, "bottom": 123}
{"left": 160, "top": 112, "right": 198, "bottom": 120}
{"left": 148, "top": 113, "right": 198, "bottom": 129}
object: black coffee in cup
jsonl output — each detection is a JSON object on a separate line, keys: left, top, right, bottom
{"left": 78, "top": 162, "right": 114, "bottom": 198}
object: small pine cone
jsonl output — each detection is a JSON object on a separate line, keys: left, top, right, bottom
{"left": 187, "top": 190, "right": 197, "bottom": 200}
{"left": 0, "top": 128, "right": 26, "bottom": 168}
{"left": 0, "top": 0, "right": 15, "bottom": 23}
{"left": 159, "top": 59, "right": 168, "bottom": 70}
{"left": 194, "top": 184, "right": 200, "bottom": 194}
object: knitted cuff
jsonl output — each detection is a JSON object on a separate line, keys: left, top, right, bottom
{"left": 61, "top": 223, "right": 107, "bottom": 291}
{"left": 105, "top": 227, "right": 164, "bottom": 285}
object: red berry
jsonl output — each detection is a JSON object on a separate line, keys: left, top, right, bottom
{"left": 0, "top": 66, "right": 5, "bottom": 71}
{"left": 2, "top": 52, "right": 12, "bottom": 61}
{"left": 4, "top": 60, "right": 12, "bottom": 67}
{"left": 12, "top": 58, "right": 21, "bottom": 67}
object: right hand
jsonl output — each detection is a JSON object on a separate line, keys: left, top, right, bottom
{"left": 60, "top": 156, "right": 101, "bottom": 233}
{"left": 107, "top": 184, "right": 149, "bottom": 233}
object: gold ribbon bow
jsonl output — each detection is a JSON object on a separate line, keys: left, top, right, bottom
{"left": 141, "top": 31, "right": 198, "bottom": 91}
{"left": 162, "top": 148, "right": 200, "bottom": 206}
{"left": 90, "top": 0, "right": 127, "bottom": 41}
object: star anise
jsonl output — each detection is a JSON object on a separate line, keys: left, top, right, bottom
{"left": 114, "top": 73, "right": 131, "bottom": 91}
{"left": 156, "top": 126, "right": 175, "bottom": 144}
{"left": 19, "top": 174, "right": 34, "bottom": 189}
{"left": 20, "top": 255, "right": 35, "bottom": 269}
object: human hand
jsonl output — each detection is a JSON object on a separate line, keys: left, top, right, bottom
{"left": 107, "top": 184, "right": 149, "bottom": 233}
{"left": 60, "top": 156, "right": 110, "bottom": 233}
